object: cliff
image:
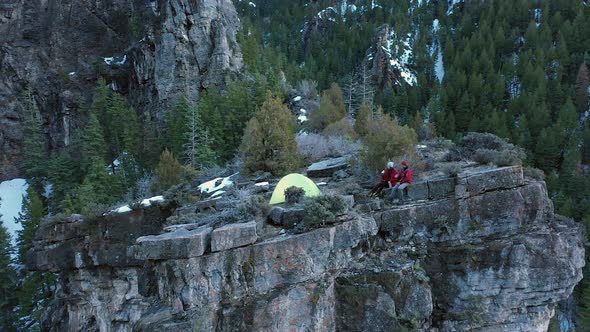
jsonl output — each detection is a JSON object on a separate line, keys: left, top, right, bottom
{"left": 0, "top": 0, "right": 242, "bottom": 179}
{"left": 27, "top": 165, "right": 586, "bottom": 331}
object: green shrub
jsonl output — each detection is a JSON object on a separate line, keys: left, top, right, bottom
{"left": 442, "top": 164, "right": 462, "bottom": 177}
{"left": 524, "top": 167, "right": 546, "bottom": 181}
{"left": 302, "top": 195, "right": 348, "bottom": 230}
{"left": 494, "top": 148, "right": 525, "bottom": 166}
{"left": 458, "top": 133, "right": 525, "bottom": 166}
{"left": 308, "top": 83, "right": 347, "bottom": 131}
{"left": 362, "top": 108, "right": 417, "bottom": 171}
{"left": 458, "top": 132, "right": 508, "bottom": 154}
{"left": 443, "top": 147, "right": 463, "bottom": 162}
{"left": 472, "top": 149, "right": 497, "bottom": 165}
{"left": 323, "top": 118, "right": 357, "bottom": 140}
{"left": 285, "top": 186, "right": 305, "bottom": 204}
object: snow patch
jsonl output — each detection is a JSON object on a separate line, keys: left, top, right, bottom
{"left": 111, "top": 195, "right": 165, "bottom": 214}
{"left": 375, "top": 29, "right": 417, "bottom": 86}
{"left": 447, "top": 0, "right": 463, "bottom": 15}
{"left": 198, "top": 173, "right": 237, "bottom": 194}
{"left": 0, "top": 179, "right": 28, "bottom": 242}
{"left": 103, "top": 55, "right": 127, "bottom": 66}
{"left": 248, "top": 1, "right": 256, "bottom": 8}
{"left": 432, "top": 19, "right": 440, "bottom": 33}
{"left": 434, "top": 46, "right": 445, "bottom": 82}
{"left": 534, "top": 8, "right": 541, "bottom": 27}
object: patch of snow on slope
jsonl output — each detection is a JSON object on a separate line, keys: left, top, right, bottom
{"left": 0, "top": 179, "right": 28, "bottom": 242}
{"left": 534, "top": 8, "right": 541, "bottom": 27}
{"left": 198, "top": 173, "right": 238, "bottom": 194}
{"left": 447, "top": 0, "right": 463, "bottom": 15}
{"left": 431, "top": 19, "right": 444, "bottom": 82}
{"left": 111, "top": 195, "right": 165, "bottom": 214}
{"left": 318, "top": 7, "right": 337, "bottom": 22}
{"left": 383, "top": 31, "right": 417, "bottom": 86}
{"left": 433, "top": 19, "right": 440, "bottom": 32}
{"left": 435, "top": 47, "right": 445, "bottom": 82}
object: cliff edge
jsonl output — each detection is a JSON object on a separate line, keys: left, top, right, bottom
{"left": 27, "top": 165, "right": 586, "bottom": 331}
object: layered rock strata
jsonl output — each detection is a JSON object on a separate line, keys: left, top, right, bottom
{"left": 28, "top": 166, "right": 586, "bottom": 331}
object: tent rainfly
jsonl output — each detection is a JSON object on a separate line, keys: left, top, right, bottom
{"left": 269, "top": 173, "right": 321, "bottom": 205}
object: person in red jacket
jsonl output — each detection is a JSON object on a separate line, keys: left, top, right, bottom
{"left": 368, "top": 161, "right": 399, "bottom": 197}
{"left": 390, "top": 160, "right": 413, "bottom": 203}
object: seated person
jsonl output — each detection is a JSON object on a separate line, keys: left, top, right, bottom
{"left": 368, "top": 161, "right": 399, "bottom": 197}
{"left": 390, "top": 160, "right": 413, "bottom": 203}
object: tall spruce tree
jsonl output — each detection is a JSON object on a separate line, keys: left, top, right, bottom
{"left": 21, "top": 87, "right": 46, "bottom": 191}
{"left": 0, "top": 202, "right": 17, "bottom": 332}
{"left": 184, "top": 105, "right": 216, "bottom": 169}
{"left": 163, "top": 97, "right": 191, "bottom": 158}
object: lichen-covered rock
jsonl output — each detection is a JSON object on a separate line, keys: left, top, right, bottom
{"left": 306, "top": 156, "right": 349, "bottom": 178}
{"left": 133, "top": 227, "right": 212, "bottom": 260}
{"left": 211, "top": 221, "right": 257, "bottom": 252}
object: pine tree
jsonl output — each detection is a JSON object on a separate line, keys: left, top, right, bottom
{"left": 575, "top": 62, "right": 589, "bottom": 115}
{"left": 163, "top": 97, "right": 191, "bottom": 158}
{"left": 15, "top": 188, "right": 44, "bottom": 263}
{"left": 0, "top": 202, "right": 17, "bottom": 332}
{"left": 21, "top": 87, "right": 46, "bottom": 191}
{"left": 184, "top": 105, "right": 216, "bottom": 169}
{"left": 240, "top": 93, "right": 301, "bottom": 176}
{"left": 153, "top": 149, "right": 183, "bottom": 192}
{"left": 76, "top": 158, "right": 124, "bottom": 211}
{"left": 81, "top": 114, "right": 107, "bottom": 170}
{"left": 12, "top": 190, "right": 53, "bottom": 331}
{"left": 47, "top": 150, "right": 78, "bottom": 208}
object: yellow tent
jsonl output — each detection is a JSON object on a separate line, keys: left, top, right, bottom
{"left": 269, "top": 173, "right": 321, "bottom": 205}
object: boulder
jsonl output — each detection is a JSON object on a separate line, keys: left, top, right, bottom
{"left": 268, "top": 207, "right": 285, "bottom": 226}
{"left": 134, "top": 227, "right": 212, "bottom": 260}
{"left": 341, "top": 195, "right": 355, "bottom": 209}
{"left": 211, "top": 221, "right": 258, "bottom": 252}
{"left": 465, "top": 166, "right": 523, "bottom": 195}
{"left": 333, "top": 169, "right": 349, "bottom": 180}
{"left": 307, "top": 157, "right": 349, "bottom": 178}
{"left": 408, "top": 181, "right": 429, "bottom": 201}
{"left": 427, "top": 177, "right": 456, "bottom": 200}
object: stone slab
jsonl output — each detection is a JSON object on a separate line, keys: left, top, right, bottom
{"left": 306, "top": 156, "right": 349, "bottom": 177}
{"left": 409, "top": 181, "right": 429, "bottom": 201}
{"left": 465, "top": 166, "right": 524, "bottom": 195}
{"left": 134, "top": 227, "right": 212, "bottom": 260}
{"left": 211, "top": 221, "right": 258, "bottom": 252}
{"left": 428, "top": 177, "right": 456, "bottom": 200}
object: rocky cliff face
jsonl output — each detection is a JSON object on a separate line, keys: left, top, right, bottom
{"left": 364, "top": 24, "right": 417, "bottom": 90}
{"left": 0, "top": 0, "right": 242, "bottom": 179}
{"left": 27, "top": 165, "right": 586, "bottom": 331}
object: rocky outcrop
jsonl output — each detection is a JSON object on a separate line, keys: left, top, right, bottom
{"left": 0, "top": 0, "right": 242, "bottom": 179}
{"left": 27, "top": 166, "right": 586, "bottom": 331}
{"left": 365, "top": 24, "right": 417, "bottom": 90}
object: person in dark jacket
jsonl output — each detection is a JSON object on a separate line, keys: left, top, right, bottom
{"left": 368, "top": 161, "right": 399, "bottom": 197}
{"left": 390, "top": 160, "right": 413, "bottom": 203}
